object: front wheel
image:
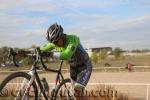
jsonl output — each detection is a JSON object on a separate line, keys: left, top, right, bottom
{"left": 51, "top": 78, "right": 74, "bottom": 100}
{"left": 0, "top": 72, "right": 38, "bottom": 100}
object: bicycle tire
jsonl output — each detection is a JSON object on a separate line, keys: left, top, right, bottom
{"left": 51, "top": 78, "right": 73, "bottom": 100}
{"left": 0, "top": 72, "right": 38, "bottom": 100}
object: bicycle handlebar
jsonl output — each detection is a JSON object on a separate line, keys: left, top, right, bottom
{"left": 8, "top": 48, "right": 60, "bottom": 72}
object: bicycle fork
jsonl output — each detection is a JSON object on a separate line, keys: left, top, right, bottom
{"left": 28, "top": 66, "right": 49, "bottom": 100}
{"left": 15, "top": 70, "right": 36, "bottom": 100}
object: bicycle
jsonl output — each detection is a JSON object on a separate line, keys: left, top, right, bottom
{"left": 0, "top": 48, "right": 74, "bottom": 100}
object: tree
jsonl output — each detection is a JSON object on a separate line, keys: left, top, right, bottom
{"left": 131, "top": 49, "right": 141, "bottom": 53}
{"left": 99, "top": 49, "right": 107, "bottom": 60}
{"left": 91, "top": 52, "right": 98, "bottom": 65}
{"left": 113, "top": 47, "right": 123, "bottom": 59}
{"left": 0, "top": 48, "right": 3, "bottom": 66}
{"left": 141, "top": 49, "right": 150, "bottom": 53}
{"left": 22, "top": 57, "right": 34, "bottom": 66}
{"left": 0, "top": 47, "right": 9, "bottom": 66}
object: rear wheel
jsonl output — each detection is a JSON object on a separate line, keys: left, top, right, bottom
{"left": 51, "top": 78, "right": 74, "bottom": 100}
{"left": 0, "top": 72, "right": 38, "bottom": 100}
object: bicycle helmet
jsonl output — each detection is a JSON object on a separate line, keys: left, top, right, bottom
{"left": 46, "top": 23, "right": 63, "bottom": 43}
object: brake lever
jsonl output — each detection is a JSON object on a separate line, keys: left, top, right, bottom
{"left": 36, "top": 48, "right": 41, "bottom": 61}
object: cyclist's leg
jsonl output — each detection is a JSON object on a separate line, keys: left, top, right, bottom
{"left": 70, "top": 59, "right": 92, "bottom": 99}
{"left": 70, "top": 66, "right": 78, "bottom": 91}
{"left": 70, "top": 66, "right": 78, "bottom": 83}
{"left": 76, "top": 60, "right": 92, "bottom": 85}
{"left": 70, "top": 67, "right": 84, "bottom": 98}
{"left": 74, "top": 60, "right": 92, "bottom": 97}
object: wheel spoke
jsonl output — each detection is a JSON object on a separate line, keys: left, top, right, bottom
{"left": 0, "top": 72, "right": 38, "bottom": 100}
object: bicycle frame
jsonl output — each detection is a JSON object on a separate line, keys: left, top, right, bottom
{"left": 22, "top": 61, "right": 66, "bottom": 100}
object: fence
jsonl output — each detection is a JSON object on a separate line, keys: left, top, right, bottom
{"left": 0, "top": 66, "right": 150, "bottom": 73}
{"left": 92, "top": 66, "right": 150, "bottom": 72}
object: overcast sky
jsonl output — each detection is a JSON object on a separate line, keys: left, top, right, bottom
{"left": 0, "top": 0, "right": 150, "bottom": 50}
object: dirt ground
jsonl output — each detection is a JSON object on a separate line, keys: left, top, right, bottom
{"left": 0, "top": 71, "right": 150, "bottom": 100}
{"left": 89, "top": 72, "right": 150, "bottom": 100}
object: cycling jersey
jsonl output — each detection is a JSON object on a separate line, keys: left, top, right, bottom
{"left": 40, "top": 34, "right": 89, "bottom": 67}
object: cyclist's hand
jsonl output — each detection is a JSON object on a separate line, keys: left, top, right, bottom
{"left": 49, "top": 52, "right": 53, "bottom": 57}
{"left": 41, "top": 52, "right": 53, "bottom": 57}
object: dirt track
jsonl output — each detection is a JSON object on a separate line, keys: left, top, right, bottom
{"left": 31, "top": 71, "right": 150, "bottom": 100}
{"left": 89, "top": 72, "right": 150, "bottom": 100}
{"left": 0, "top": 71, "right": 150, "bottom": 100}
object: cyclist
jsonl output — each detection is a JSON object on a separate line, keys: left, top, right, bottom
{"left": 40, "top": 23, "right": 92, "bottom": 98}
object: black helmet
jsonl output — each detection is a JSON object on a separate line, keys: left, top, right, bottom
{"left": 46, "top": 23, "right": 63, "bottom": 43}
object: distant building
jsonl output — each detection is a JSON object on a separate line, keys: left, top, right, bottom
{"left": 86, "top": 47, "right": 112, "bottom": 57}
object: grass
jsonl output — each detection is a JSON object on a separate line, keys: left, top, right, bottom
{"left": 93, "top": 55, "right": 150, "bottom": 67}
{"left": 0, "top": 61, "right": 67, "bottom": 71}
{"left": 1, "top": 55, "right": 150, "bottom": 73}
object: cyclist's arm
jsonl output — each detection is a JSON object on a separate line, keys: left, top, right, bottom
{"left": 53, "top": 36, "right": 79, "bottom": 60}
{"left": 40, "top": 43, "right": 55, "bottom": 52}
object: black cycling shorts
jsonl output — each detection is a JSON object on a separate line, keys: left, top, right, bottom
{"left": 70, "top": 59, "right": 92, "bottom": 86}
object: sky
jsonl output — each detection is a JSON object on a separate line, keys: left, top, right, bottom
{"left": 0, "top": 0, "right": 150, "bottom": 50}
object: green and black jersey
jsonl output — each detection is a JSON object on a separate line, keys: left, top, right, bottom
{"left": 40, "top": 34, "right": 89, "bottom": 66}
